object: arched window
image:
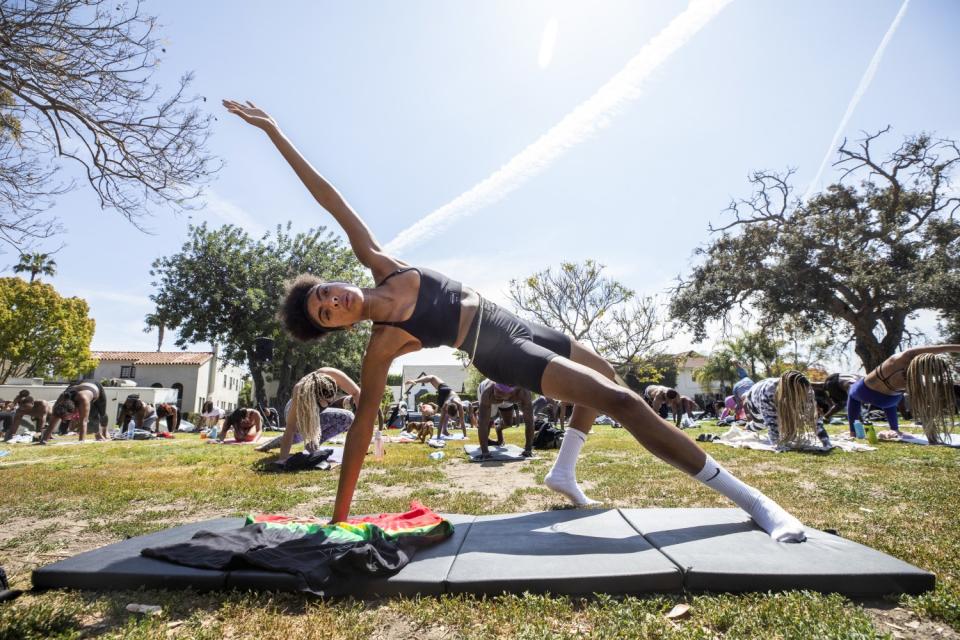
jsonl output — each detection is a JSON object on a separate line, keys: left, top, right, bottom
{"left": 171, "top": 383, "right": 184, "bottom": 409}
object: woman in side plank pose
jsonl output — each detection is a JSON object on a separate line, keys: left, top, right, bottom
{"left": 848, "top": 347, "right": 959, "bottom": 443}
{"left": 224, "top": 99, "right": 807, "bottom": 542}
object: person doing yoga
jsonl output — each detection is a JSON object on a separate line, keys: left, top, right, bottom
{"left": 744, "top": 371, "right": 832, "bottom": 447}
{"left": 818, "top": 373, "right": 861, "bottom": 423}
{"left": 405, "top": 374, "right": 464, "bottom": 437}
{"left": 476, "top": 379, "right": 535, "bottom": 458}
{"left": 4, "top": 395, "right": 51, "bottom": 441}
{"left": 731, "top": 360, "right": 755, "bottom": 415}
{"left": 643, "top": 385, "right": 682, "bottom": 422}
{"left": 225, "top": 99, "right": 807, "bottom": 541}
{"left": 46, "top": 381, "right": 108, "bottom": 443}
{"left": 848, "top": 345, "right": 960, "bottom": 443}
{"left": 117, "top": 398, "right": 158, "bottom": 434}
{"left": 268, "top": 368, "right": 365, "bottom": 462}
{"left": 219, "top": 408, "right": 263, "bottom": 443}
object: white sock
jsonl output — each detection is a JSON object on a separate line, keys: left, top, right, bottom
{"left": 545, "top": 429, "right": 599, "bottom": 506}
{"left": 694, "top": 454, "right": 806, "bottom": 542}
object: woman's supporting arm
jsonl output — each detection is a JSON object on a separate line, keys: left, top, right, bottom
{"left": 330, "top": 339, "right": 395, "bottom": 522}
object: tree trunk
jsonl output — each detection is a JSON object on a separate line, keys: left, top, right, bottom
{"left": 851, "top": 320, "right": 901, "bottom": 371}
{"left": 248, "top": 350, "right": 268, "bottom": 410}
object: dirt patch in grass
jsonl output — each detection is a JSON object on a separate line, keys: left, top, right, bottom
{"left": 863, "top": 601, "right": 960, "bottom": 639}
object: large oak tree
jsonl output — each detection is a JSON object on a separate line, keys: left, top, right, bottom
{"left": 671, "top": 129, "right": 960, "bottom": 371}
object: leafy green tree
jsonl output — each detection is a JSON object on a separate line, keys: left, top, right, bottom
{"left": 12, "top": 252, "right": 56, "bottom": 282}
{"left": 671, "top": 129, "right": 960, "bottom": 371}
{"left": 0, "top": 277, "right": 96, "bottom": 382}
{"left": 508, "top": 260, "right": 675, "bottom": 378}
{"left": 238, "top": 378, "right": 253, "bottom": 407}
{"left": 386, "top": 373, "right": 404, "bottom": 387}
{"left": 693, "top": 346, "right": 738, "bottom": 393}
{"left": 149, "top": 223, "right": 370, "bottom": 410}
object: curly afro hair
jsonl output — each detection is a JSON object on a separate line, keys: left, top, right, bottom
{"left": 279, "top": 273, "right": 346, "bottom": 342}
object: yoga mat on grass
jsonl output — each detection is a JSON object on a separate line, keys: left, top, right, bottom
{"left": 715, "top": 426, "right": 875, "bottom": 453}
{"left": 445, "top": 509, "right": 682, "bottom": 595}
{"left": 33, "top": 508, "right": 933, "bottom": 597}
{"left": 464, "top": 444, "right": 529, "bottom": 462}
{"left": 620, "top": 508, "right": 933, "bottom": 595}
{"left": 895, "top": 432, "right": 960, "bottom": 448}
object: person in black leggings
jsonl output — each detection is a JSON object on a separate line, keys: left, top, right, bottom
{"left": 403, "top": 374, "right": 463, "bottom": 436}
{"left": 47, "top": 381, "right": 108, "bottom": 443}
{"left": 224, "top": 99, "right": 808, "bottom": 542}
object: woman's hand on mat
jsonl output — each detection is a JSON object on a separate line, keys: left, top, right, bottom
{"left": 222, "top": 99, "right": 277, "bottom": 132}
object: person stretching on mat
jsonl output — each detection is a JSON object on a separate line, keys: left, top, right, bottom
{"left": 46, "top": 381, "right": 109, "bottom": 443}
{"left": 476, "top": 379, "right": 535, "bottom": 458}
{"left": 405, "top": 374, "right": 463, "bottom": 437}
{"left": 155, "top": 403, "right": 180, "bottom": 433}
{"left": 4, "top": 395, "right": 51, "bottom": 441}
{"left": 266, "top": 368, "right": 364, "bottom": 462}
{"left": 117, "top": 398, "right": 159, "bottom": 435}
{"left": 744, "top": 371, "right": 832, "bottom": 448}
{"left": 819, "top": 373, "right": 861, "bottom": 423}
{"left": 644, "top": 385, "right": 682, "bottom": 422}
{"left": 730, "top": 360, "right": 756, "bottom": 414}
{"left": 218, "top": 408, "right": 263, "bottom": 443}
{"left": 226, "top": 99, "right": 807, "bottom": 541}
{"left": 677, "top": 395, "right": 700, "bottom": 428}
{"left": 848, "top": 346, "right": 960, "bottom": 443}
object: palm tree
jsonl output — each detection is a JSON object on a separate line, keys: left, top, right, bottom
{"left": 144, "top": 312, "right": 167, "bottom": 352}
{"left": 13, "top": 252, "right": 56, "bottom": 283}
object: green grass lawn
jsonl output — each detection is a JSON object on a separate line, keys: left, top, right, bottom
{"left": 1, "top": 422, "right": 959, "bottom": 639}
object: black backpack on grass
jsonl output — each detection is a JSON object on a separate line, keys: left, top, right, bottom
{"left": 533, "top": 420, "right": 564, "bottom": 450}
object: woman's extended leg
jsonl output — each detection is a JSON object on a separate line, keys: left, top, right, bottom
{"left": 543, "top": 342, "right": 612, "bottom": 506}
{"left": 540, "top": 353, "right": 805, "bottom": 542}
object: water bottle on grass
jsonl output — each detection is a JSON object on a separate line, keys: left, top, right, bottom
{"left": 865, "top": 422, "right": 878, "bottom": 444}
{"left": 853, "top": 420, "right": 866, "bottom": 439}
{"left": 374, "top": 429, "right": 384, "bottom": 460}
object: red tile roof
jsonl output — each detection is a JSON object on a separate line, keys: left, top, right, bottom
{"left": 91, "top": 351, "right": 213, "bottom": 366}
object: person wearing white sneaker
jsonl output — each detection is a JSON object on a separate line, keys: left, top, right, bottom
{"left": 226, "top": 99, "right": 807, "bottom": 541}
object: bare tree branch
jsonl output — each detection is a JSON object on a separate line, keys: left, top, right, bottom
{"left": 0, "top": 0, "right": 220, "bottom": 251}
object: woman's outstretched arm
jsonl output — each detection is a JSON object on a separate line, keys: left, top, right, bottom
{"left": 316, "top": 367, "right": 362, "bottom": 399}
{"left": 904, "top": 344, "right": 960, "bottom": 357}
{"left": 223, "top": 100, "right": 401, "bottom": 283}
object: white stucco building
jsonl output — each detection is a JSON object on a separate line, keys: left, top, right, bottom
{"left": 674, "top": 351, "right": 722, "bottom": 398}
{"left": 400, "top": 364, "right": 470, "bottom": 409}
{"left": 89, "top": 350, "right": 246, "bottom": 414}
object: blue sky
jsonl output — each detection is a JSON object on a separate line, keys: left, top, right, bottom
{"left": 5, "top": 0, "right": 959, "bottom": 374}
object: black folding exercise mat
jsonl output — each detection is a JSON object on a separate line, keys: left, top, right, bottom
{"left": 33, "top": 509, "right": 933, "bottom": 596}
{"left": 619, "top": 508, "right": 934, "bottom": 595}
{"left": 445, "top": 508, "right": 682, "bottom": 595}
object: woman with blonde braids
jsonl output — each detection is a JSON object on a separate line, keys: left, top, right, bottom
{"left": 848, "top": 345, "right": 960, "bottom": 441}
{"left": 273, "top": 367, "right": 374, "bottom": 462}
{"left": 744, "top": 371, "right": 832, "bottom": 447}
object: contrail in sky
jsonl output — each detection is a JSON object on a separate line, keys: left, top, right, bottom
{"left": 803, "top": 0, "right": 910, "bottom": 202}
{"left": 385, "top": 0, "right": 734, "bottom": 255}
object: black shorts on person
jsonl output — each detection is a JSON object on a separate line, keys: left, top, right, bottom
{"left": 462, "top": 298, "right": 571, "bottom": 395}
{"left": 437, "top": 384, "right": 452, "bottom": 408}
{"left": 87, "top": 381, "right": 108, "bottom": 427}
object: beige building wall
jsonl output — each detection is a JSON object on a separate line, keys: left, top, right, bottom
{"left": 90, "top": 356, "right": 245, "bottom": 414}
